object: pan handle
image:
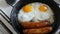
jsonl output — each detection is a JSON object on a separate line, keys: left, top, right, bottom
{"left": 12, "top": 0, "right": 20, "bottom": 7}
{"left": 5, "top": 0, "right": 20, "bottom": 7}
{"left": 6, "top": 0, "right": 60, "bottom": 8}
{"left": 53, "top": 0, "right": 60, "bottom": 8}
{"left": 58, "top": 4, "right": 60, "bottom": 8}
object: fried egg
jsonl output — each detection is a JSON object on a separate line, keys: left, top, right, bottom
{"left": 18, "top": 4, "right": 35, "bottom": 22}
{"left": 32, "top": 3, "right": 54, "bottom": 22}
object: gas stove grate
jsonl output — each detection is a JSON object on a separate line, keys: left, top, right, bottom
{"left": 0, "top": 9, "right": 13, "bottom": 34}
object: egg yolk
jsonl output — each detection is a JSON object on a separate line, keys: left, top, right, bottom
{"left": 39, "top": 4, "right": 48, "bottom": 12}
{"left": 23, "top": 5, "right": 32, "bottom": 13}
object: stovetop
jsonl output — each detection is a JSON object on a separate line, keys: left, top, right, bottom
{"left": 0, "top": 0, "right": 60, "bottom": 34}
{"left": 0, "top": 0, "right": 17, "bottom": 34}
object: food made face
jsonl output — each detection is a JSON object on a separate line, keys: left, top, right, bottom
{"left": 18, "top": 2, "right": 54, "bottom": 34}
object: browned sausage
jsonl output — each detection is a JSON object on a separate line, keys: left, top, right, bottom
{"left": 24, "top": 33, "right": 47, "bottom": 34}
{"left": 23, "top": 33, "right": 47, "bottom": 34}
{"left": 21, "top": 20, "right": 50, "bottom": 28}
{"left": 23, "top": 27, "right": 52, "bottom": 34}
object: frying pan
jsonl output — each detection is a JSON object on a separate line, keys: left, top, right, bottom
{"left": 10, "top": 0, "right": 60, "bottom": 34}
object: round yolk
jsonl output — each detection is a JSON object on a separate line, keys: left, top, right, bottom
{"left": 23, "top": 5, "right": 32, "bottom": 13}
{"left": 39, "top": 4, "right": 48, "bottom": 12}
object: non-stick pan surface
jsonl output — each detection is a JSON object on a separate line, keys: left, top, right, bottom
{"left": 10, "top": 0, "right": 60, "bottom": 34}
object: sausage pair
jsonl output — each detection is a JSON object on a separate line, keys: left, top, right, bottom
{"left": 21, "top": 20, "right": 52, "bottom": 34}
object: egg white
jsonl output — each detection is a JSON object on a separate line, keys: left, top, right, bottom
{"left": 32, "top": 2, "right": 42, "bottom": 22}
{"left": 18, "top": 2, "right": 54, "bottom": 23}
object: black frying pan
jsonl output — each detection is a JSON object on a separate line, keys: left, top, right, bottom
{"left": 10, "top": 0, "right": 60, "bottom": 34}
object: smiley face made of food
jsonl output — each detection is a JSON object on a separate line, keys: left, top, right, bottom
{"left": 18, "top": 2, "right": 54, "bottom": 34}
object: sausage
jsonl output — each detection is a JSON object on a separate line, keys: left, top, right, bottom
{"left": 24, "top": 33, "right": 47, "bottom": 34}
{"left": 21, "top": 20, "right": 50, "bottom": 28}
{"left": 23, "top": 27, "right": 52, "bottom": 34}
